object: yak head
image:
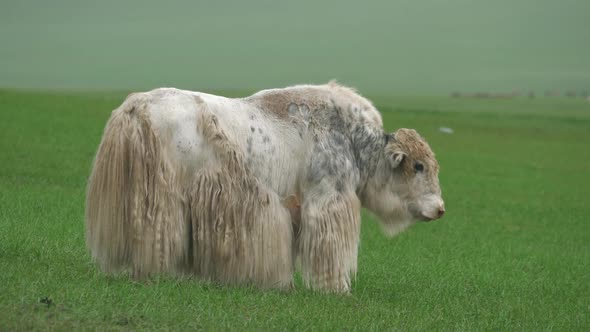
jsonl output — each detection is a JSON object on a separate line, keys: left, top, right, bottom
{"left": 361, "top": 128, "right": 445, "bottom": 236}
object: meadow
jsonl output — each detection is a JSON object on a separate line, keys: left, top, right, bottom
{"left": 0, "top": 89, "right": 589, "bottom": 330}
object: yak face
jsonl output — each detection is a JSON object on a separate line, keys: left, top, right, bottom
{"left": 361, "top": 128, "right": 445, "bottom": 236}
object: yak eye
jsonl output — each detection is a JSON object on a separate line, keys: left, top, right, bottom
{"left": 414, "top": 162, "right": 424, "bottom": 172}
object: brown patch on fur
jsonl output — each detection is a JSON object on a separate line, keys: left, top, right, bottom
{"left": 245, "top": 87, "right": 331, "bottom": 120}
{"left": 387, "top": 128, "right": 438, "bottom": 177}
{"left": 282, "top": 195, "right": 302, "bottom": 234}
{"left": 245, "top": 82, "right": 383, "bottom": 130}
{"left": 249, "top": 90, "right": 295, "bottom": 118}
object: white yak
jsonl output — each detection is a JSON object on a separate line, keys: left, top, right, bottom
{"left": 86, "top": 82, "right": 445, "bottom": 292}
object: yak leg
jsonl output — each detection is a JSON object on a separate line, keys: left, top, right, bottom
{"left": 298, "top": 191, "right": 361, "bottom": 293}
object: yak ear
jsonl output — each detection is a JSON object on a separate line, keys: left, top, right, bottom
{"left": 385, "top": 132, "right": 405, "bottom": 168}
{"left": 385, "top": 133, "right": 406, "bottom": 169}
{"left": 386, "top": 149, "right": 406, "bottom": 169}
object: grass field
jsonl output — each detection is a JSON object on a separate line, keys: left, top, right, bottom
{"left": 1, "top": 89, "right": 589, "bottom": 330}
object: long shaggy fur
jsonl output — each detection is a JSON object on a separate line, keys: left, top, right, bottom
{"left": 298, "top": 191, "right": 361, "bottom": 292}
{"left": 187, "top": 111, "right": 293, "bottom": 288}
{"left": 86, "top": 97, "right": 293, "bottom": 288}
{"left": 85, "top": 97, "right": 187, "bottom": 278}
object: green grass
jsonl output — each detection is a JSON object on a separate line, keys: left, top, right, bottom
{"left": 1, "top": 90, "right": 589, "bottom": 330}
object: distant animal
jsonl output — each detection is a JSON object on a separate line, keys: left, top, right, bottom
{"left": 86, "top": 82, "right": 445, "bottom": 293}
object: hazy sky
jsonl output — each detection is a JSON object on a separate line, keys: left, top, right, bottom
{"left": 1, "top": 0, "right": 589, "bottom": 94}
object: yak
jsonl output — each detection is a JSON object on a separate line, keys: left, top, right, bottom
{"left": 86, "top": 82, "right": 445, "bottom": 293}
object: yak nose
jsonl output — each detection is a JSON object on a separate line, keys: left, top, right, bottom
{"left": 437, "top": 206, "right": 445, "bottom": 218}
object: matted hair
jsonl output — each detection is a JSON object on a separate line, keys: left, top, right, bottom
{"left": 86, "top": 96, "right": 294, "bottom": 288}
